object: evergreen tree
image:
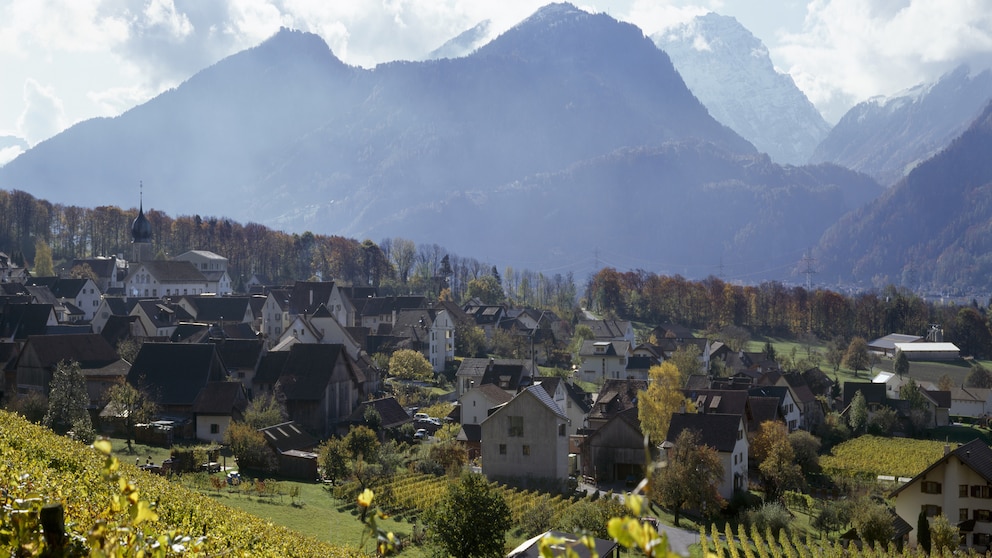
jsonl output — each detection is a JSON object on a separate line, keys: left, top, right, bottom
{"left": 894, "top": 350, "right": 910, "bottom": 377}
{"left": 917, "top": 509, "right": 932, "bottom": 554}
{"left": 43, "top": 360, "right": 93, "bottom": 440}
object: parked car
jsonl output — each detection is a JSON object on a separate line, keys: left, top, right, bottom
{"left": 414, "top": 428, "right": 428, "bottom": 440}
{"left": 414, "top": 412, "right": 429, "bottom": 421}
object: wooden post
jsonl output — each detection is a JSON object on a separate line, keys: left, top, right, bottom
{"left": 40, "top": 502, "right": 65, "bottom": 551}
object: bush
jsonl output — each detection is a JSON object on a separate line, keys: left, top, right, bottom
{"left": 744, "top": 502, "right": 792, "bottom": 538}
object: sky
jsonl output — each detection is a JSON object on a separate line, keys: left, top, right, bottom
{"left": 2, "top": 0, "right": 992, "bottom": 166}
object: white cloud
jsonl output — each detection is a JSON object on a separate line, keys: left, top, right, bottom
{"left": 0, "top": 146, "right": 25, "bottom": 167}
{"left": 17, "top": 79, "right": 67, "bottom": 146}
{"left": 774, "top": 0, "right": 992, "bottom": 122}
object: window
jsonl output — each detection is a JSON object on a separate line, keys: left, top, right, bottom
{"left": 210, "top": 424, "right": 219, "bottom": 434}
{"left": 922, "top": 504, "right": 942, "bottom": 517}
{"left": 973, "top": 485, "right": 992, "bottom": 498}
{"left": 558, "top": 424, "right": 566, "bottom": 437}
{"left": 962, "top": 484, "right": 970, "bottom": 497}
{"left": 921, "top": 481, "right": 942, "bottom": 494}
{"left": 961, "top": 508, "right": 971, "bottom": 522}
{"left": 977, "top": 509, "right": 992, "bottom": 522}
{"left": 975, "top": 533, "right": 992, "bottom": 546}
{"left": 508, "top": 416, "right": 523, "bottom": 437}
{"left": 499, "top": 444, "right": 506, "bottom": 455}
{"left": 522, "top": 445, "right": 530, "bottom": 456}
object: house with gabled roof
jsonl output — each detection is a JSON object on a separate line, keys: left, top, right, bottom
{"left": 192, "top": 381, "right": 248, "bottom": 443}
{"left": 124, "top": 260, "right": 210, "bottom": 298}
{"left": 173, "top": 251, "right": 232, "bottom": 294}
{"left": 176, "top": 296, "right": 254, "bottom": 326}
{"left": 535, "top": 376, "right": 590, "bottom": 437}
{"left": 666, "top": 412, "right": 748, "bottom": 499}
{"left": 456, "top": 357, "right": 532, "bottom": 396}
{"left": 270, "top": 343, "right": 365, "bottom": 436}
{"left": 27, "top": 277, "right": 102, "bottom": 322}
{"left": 326, "top": 284, "right": 377, "bottom": 327}
{"left": 577, "top": 340, "right": 631, "bottom": 383}
{"left": 130, "top": 299, "right": 194, "bottom": 339}
{"left": 587, "top": 379, "right": 646, "bottom": 431}
{"left": 359, "top": 295, "right": 427, "bottom": 330}
{"left": 343, "top": 396, "right": 412, "bottom": 436}
{"left": 214, "top": 338, "right": 264, "bottom": 397}
{"left": 579, "top": 319, "right": 634, "bottom": 344}
{"left": 891, "top": 439, "right": 992, "bottom": 549}
{"left": 748, "top": 385, "right": 800, "bottom": 431}
{"left": 460, "top": 383, "right": 514, "bottom": 426}
{"left": 948, "top": 386, "right": 992, "bottom": 418}
{"left": 580, "top": 406, "right": 650, "bottom": 483}
{"left": 10, "top": 333, "right": 129, "bottom": 408}
{"left": 71, "top": 256, "right": 126, "bottom": 293}
{"left": 481, "top": 384, "right": 570, "bottom": 486}
{"left": 91, "top": 296, "right": 142, "bottom": 335}
{"left": 127, "top": 342, "right": 228, "bottom": 418}
{"left": 0, "top": 303, "right": 58, "bottom": 341}
{"left": 261, "top": 287, "right": 292, "bottom": 346}
{"left": 462, "top": 303, "right": 505, "bottom": 338}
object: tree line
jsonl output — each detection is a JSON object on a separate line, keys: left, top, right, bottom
{"left": 0, "top": 189, "right": 579, "bottom": 314}
{"left": 585, "top": 267, "right": 992, "bottom": 358}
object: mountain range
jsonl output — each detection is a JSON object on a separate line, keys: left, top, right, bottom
{"left": 4, "top": 2, "right": 992, "bottom": 289}
{"left": 655, "top": 13, "right": 830, "bottom": 166}
{"left": 811, "top": 65, "right": 992, "bottom": 187}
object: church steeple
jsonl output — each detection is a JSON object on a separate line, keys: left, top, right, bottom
{"left": 130, "top": 182, "right": 152, "bottom": 262}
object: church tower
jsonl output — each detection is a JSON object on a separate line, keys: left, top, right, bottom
{"left": 131, "top": 182, "right": 152, "bottom": 262}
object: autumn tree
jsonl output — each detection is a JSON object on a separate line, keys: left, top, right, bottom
{"left": 938, "top": 373, "right": 955, "bottom": 391}
{"left": 33, "top": 239, "right": 55, "bottom": 277}
{"left": 929, "top": 513, "right": 959, "bottom": 553}
{"left": 455, "top": 323, "right": 486, "bottom": 358}
{"left": 243, "top": 387, "right": 287, "bottom": 429}
{"left": 104, "top": 377, "right": 157, "bottom": 451}
{"left": 226, "top": 422, "right": 277, "bottom": 473}
{"left": 426, "top": 473, "right": 511, "bottom": 558}
{"left": 788, "top": 430, "right": 821, "bottom": 476}
{"left": 44, "top": 360, "right": 94, "bottom": 442}
{"left": 318, "top": 437, "right": 350, "bottom": 485}
{"left": 966, "top": 361, "right": 992, "bottom": 388}
{"left": 668, "top": 343, "right": 702, "bottom": 377}
{"left": 465, "top": 275, "right": 504, "bottom": 305}
{"left": 388, "top": 349, "right": 433, "bottom": 381}
{"left": 851, "top": 497, "right": 894, "bottom": 548}
{"left": 751, "top": 421, "right": 804, "bottom": 500}
{"left": 638, "top": 362, "right": 689, "bottom": 443}
{"left": 650, "top": 429, "right": 724, "bottom": 526}
{"left": 825, "top": 336, "right": 846, "bottom": 373}
{"left": 843, "top": 337, "right": 870, "bottom": 376}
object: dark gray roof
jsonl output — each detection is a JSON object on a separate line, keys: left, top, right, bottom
{"left": 666, "top": 412, "right": 743, "bottom": 453}
{"left": 346, "top": 396, "right": 411, "bottom": 428}
{"left": 192, "top": 381, "right": 248, "bottom": 415}
{"left": 182, "top": 296, "right": 251, "bottom": 322}
{"left": 130, "top": 260, "right": 206, "bottom": 283}
{"left": 258, "top": 421, "right": 318, "bottom": 453}
{"left": 128, "top": 343, "right": 227, "bottom": 407}
{"left": 578, "top": 319, "right": 631, "bottom": 340}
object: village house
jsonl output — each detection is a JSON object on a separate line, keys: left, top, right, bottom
{"left": 26, "top": 277, "right": 102, "bottom": 322}
{"left": 127, "top": 342, "right": 228, "bottom": 420}
{"left": 665, "top": 412, "right": 749, "bottom": 500}
{"left": 580, "top": 407, "right": 650, "bottom": 483}
{"left": 191, "top": 381, "right": 248, "bottom": 443}
{"left": 124, "top": 260, "right": 211, "bottom": 298}
{"left": 577, "top": 340, "right": 631, "bottom": 383}
{"left": 172, "top": 250, "right": 232, "bottom": 294}
{"left": 129, "top": 299, "right": 194, "bottom": 339}
{"left": 481, "top": 384, "right": 570, "bottom": 487}
{"left": 71, "top": 256, "right": 126, "bottom": 293}
{"left": 891, "top": 439, "right": 992, "bottom": 551}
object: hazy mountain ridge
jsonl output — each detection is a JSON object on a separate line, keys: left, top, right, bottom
{"left": 656, "top": 13, "right": 830, "bottom": 166}
{"left": 810, "top": 65, "right": 992, "bottom": 187}
{"left": 0, "top": 3, "right": 905, "bottom": 282}
{"left": 375, "top": 140, "right": 881, "bottom": 276}
{"left": 813, "top": 100, "right": 992, "bottom": 291}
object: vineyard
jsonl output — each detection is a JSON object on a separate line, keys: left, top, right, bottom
{"left": 819, "top": 436, "right": 947, "bottom": 479}
{"left": 698, "top": 521, "right": 973, "bottom": 558}
{"left": 0, "top": 410, "right": 351, "bottom": 557}
{"left": 335, "top": 470, "right": 588, "bottom": 533}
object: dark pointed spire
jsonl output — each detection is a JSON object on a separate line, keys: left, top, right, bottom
{"left": 131, "top": 181, "right": 152, "bottom": 244}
